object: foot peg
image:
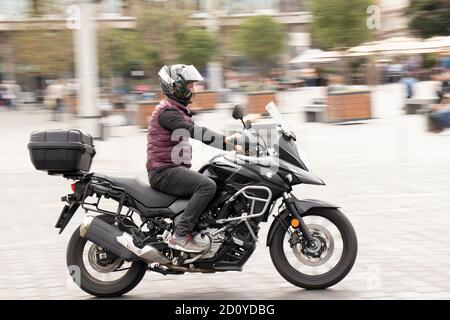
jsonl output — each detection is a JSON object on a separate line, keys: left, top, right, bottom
{"left": 171, "top": 251, "right": 206, "bottom": 265}
{"left": 172, "top": 252, "right": 187, "bottom": 266}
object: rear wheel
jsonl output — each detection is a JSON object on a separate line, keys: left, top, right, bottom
{"left": 269, "top": 208, "right": 357, "bottom": 290}
{"left": 66, "top": 216, "right": 147, "bottom": 298}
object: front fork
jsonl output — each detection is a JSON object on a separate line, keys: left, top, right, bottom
{"left": 282, "top": 192, "right": 314, "bottom": 243}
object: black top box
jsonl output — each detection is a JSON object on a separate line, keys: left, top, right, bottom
{"left": 28, "top": 129, "right": 96, "bottom": 174}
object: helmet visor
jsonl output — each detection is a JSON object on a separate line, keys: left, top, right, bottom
{"left": 179, "top": 65, "right": 204, "bottom": 82}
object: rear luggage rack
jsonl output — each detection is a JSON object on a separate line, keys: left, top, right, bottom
{"left": 49, "top": 170, "right": 92, "bottom": 180}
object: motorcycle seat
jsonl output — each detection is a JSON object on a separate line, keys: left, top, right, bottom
{"left": 99, "top": 175, "right": 178, "bottom": 208}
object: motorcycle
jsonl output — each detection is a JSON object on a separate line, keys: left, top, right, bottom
{"left": 28, "top": 102, "right": 357, "bottom": 297}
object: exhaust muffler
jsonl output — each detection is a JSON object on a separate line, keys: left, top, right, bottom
{"left": 80, "top": 216, "right": 170, "bottom": 265}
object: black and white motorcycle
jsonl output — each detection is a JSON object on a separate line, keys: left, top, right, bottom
{"left": 28, "top": 102, "right": 357, "bottom": 297}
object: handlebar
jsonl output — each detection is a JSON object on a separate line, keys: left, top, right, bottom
{"left": 233, "top": 128, "right": 267, "bottom": 157}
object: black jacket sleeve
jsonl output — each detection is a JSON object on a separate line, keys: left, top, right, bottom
{"left": 158, "top": 109, "right": 232, "bottom": 150}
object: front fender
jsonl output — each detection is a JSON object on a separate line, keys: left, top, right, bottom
{"left": 292, "top": 197, "right": 339, "bottom": 214}
{"left": 266, "top": 198, "right": 339, "bottom": 247}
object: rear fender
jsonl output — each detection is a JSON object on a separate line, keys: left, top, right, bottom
{"left": 56, "top": 178, "right": 93, "bottom": 234}
{"left": 55, "top": 200, "right": 80, "bottom": 234}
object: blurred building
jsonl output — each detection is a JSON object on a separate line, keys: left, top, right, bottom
{"left": 190, "top": 0, "right": 312, "bottom": 68}
{"left": 0, "top": 0, "right": 134, "bottom": 89}
{"left": 0, "top": 0, "right": 311, "bottom": 90}
{"left": 377, "top": 0, "right": 410, "bottom": 39}
{"left": 0, "top": 0, "right": 417, "bottom": 93}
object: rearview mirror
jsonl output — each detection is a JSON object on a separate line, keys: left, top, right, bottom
{"left": 232, "top": 104, "right": 244, "bottom": 120}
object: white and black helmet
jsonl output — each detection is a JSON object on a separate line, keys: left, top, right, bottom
{"left": 158, "top": 64, "right": 204, "bottom": 105}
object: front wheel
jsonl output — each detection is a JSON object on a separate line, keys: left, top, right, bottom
{"left": 269, "top": 208, "right": 357, "bottom": 290}
{"left": 66, "top": 217, "right": 147, "bottom": 298}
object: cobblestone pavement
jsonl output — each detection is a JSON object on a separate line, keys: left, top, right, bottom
{"left": 1, "top": 92, "right": 450, "bottom": 299}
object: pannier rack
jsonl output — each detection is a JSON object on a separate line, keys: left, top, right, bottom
{"left": 80, "top": 181, "right": 127, "bottom": 217}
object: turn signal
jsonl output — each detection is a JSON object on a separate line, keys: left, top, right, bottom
{"left": 290, "top": 218, "right": 300, "bottom": 228}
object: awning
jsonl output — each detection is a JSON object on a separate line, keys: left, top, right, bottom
{"left": 290, "top": 49, "right": 343, "bottom": 64}
{"left": 347, "top": 36, "right": 450, "bottom": 56}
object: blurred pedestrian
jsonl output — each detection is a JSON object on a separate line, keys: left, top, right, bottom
{"left": 0, "top": 81, "right": 19, "bottom": 110}
{"left": 427, "top": 106, "right": 450, "bottom": 133}
{"left": 316, "top": 68, "right": 326, "bottom": 86}
{"left": 400, "top": 72, "right": 418, "bottom": 99}
{"left": 387, "top": 60, "right": 404, "bottom": 83}
{"left": 404, "top": 55, "right": 421, "bottom": 73}
{"left": 9, "top": 81, "right": 22, "bottom": 108}
{"left": 44, "top": 79, "right": 66, "bottom": 121}
{"left": 432, "top": 70, "right": 450, "bottom": 103}
{"left": 301, "top": 68, "right": 318, "bottom": 86}
{"left": 0, "top": 84, "right": 9, "bottom": 109}
{"left": 440, "top": 53, "right": 450, "bottom": 70}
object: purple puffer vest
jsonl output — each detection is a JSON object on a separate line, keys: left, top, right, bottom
{"left": 146, "top": 98, "right": 193, "bottom": 172}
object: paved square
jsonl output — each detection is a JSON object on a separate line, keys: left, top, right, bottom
{"left": 1, "top": 89, "right": 450, "bottom": 299}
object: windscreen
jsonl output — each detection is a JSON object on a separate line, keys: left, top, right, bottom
{"left": 265, "top": 102, "right": 295, "bottom": 138}
{"left": 265, "top": 101, "right": 311, "bottom": 171}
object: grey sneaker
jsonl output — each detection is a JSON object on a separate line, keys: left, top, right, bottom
{"left": 167, "top": 233, "right": 207, "bottom": 253}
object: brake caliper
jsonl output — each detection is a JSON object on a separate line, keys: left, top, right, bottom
{"left": 288, "top": 231, "right": 302, "bottom": 247}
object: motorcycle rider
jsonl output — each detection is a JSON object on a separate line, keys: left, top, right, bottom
{"left": 147, "top": 64, "right": 241, "bottom": 253}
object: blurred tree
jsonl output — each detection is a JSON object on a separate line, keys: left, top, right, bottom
{"left": 98, "top": 28, "right": 159, "bottom": 81}
{"left": 231, "top": 15, "right": 286, "bottom": 76}
{"left": 310, "top": 0, "right": 373, "bottom": 49}
{"left": 29, "top": 0, "right": 63, "bottom": 16}
{"left": 405, "top": 0, "right": 450, "bottom": 38}
{"left": 97, "top": 0, "right": 194, "bottom": 89}
{"left": 176, "top": 28, "right": 218, "bottom": 71}
{"left": 10, "top": 29, "right": 74, "bottom": 78}
{"left": 127, "top": 0, "right": 194, "bottom": 64}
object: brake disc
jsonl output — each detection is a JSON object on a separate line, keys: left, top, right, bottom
{"left": 87, "top": 244, "right": 123, "bottom": 273}
{"left": 292, "top": 224, "right": 335, "bottom": 267}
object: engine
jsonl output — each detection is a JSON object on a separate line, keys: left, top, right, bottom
{"left": 194, "top": 227, "right": 227, "bottom": 260}
{"left": 194, "top": 197, "right": 261, "bottom": 261}
{"left": 197, "top": 193, "right": 250, "bottom": 227}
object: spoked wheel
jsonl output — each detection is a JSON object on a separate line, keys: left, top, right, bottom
{"left": 269, "top": 208, "right": 357, "bottom": 290}
{"left": 66, "top": 216, "right": 147, "bottom": 298}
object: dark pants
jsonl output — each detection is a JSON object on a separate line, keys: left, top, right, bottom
{"left": 149, "top": 166, "right": 217, "bottom": 237}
